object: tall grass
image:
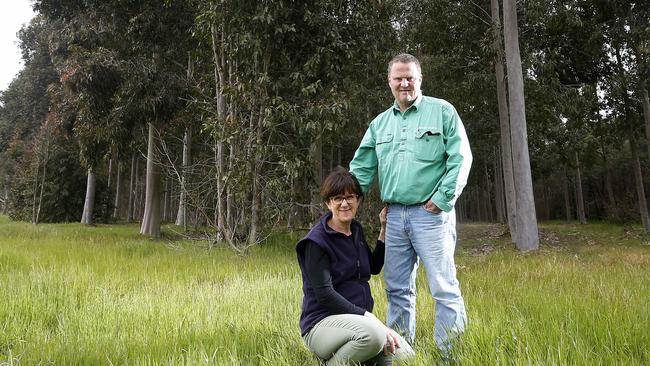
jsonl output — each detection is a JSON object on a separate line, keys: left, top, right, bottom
{"left": 0, "top": 216, "right": 648, "bottom": 365}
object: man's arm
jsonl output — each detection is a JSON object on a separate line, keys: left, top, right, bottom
{"left": 429, "top": 106, "right": 472, "bottom": 212}
{"left": 349, "top": 123, "right": 378, "bottom": 194}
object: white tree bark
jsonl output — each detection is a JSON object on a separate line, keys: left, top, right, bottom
{"left": 562, "top": 166, "right": 572, "bottom": 221}
{"left": 175, "top": 128, "right": 191, "bottom": 228}
{"left": 107, "top": 157, "right": 113, "bottom": 189}
{"left": 503, "top": 0, "right": 539, "bottom": 251}
{"left": 494, "top": 147, "right": 506, "bottom": 223}
{"left": 140, "top": 123, "right": 162, "bottom": 236}
{"left": 31, "top": 153, "right": 41, "bottom": 225}
{"left": 249, "top": 107, "right": 264, "bottom": 245}
{"left": 491, "top": 0, "right": 517, "bottom": 239}
{"left": 81, "top": 168, "right": 96, "bottom": 225}
{"left": 212, "top": 23, "right": 227, "bottom": 242}
{"left": 226, "top": 143, "right": 235, "bottom": 233}
{"left": 127, "top": 153, "right": 136, "bottom": 223}
{"left": 113, "top": 161, "right": 122, "bottom": 219}
{"left": 35, "top": 159, "right": 47, "bottom": 225}
{"left": 574, "top": 152, "right": 587, "bottom": 224}
{"left": 631, "top": 139, "right": 650, "bottom": 232}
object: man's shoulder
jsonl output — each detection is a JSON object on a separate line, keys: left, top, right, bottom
{"left": 369, "top": 106, "right": 397, "bottom": 127}
{"left": 421, "top": 95, "right": 455, "bottom": 110}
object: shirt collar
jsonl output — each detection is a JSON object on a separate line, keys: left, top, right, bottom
{"left": 392, "top": 94, "right": 423, "bottom": 115}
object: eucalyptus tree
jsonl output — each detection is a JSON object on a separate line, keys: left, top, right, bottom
{"left": 34, "top": 0, "right": 130, "bottom": 224}
{"left": 193, "top": 0, "right": 398, "bottom": 248}
{"left": 124, "top": 1, "right": 198, "bottom": 236}
{"left": 503, "top": 0, "right": 539, "bottom": 250}
{"left": 491, "top": 0, "right": 516, "bottom": 232}
{"left": 599, "top": 0, "right": 650, "bottom": 230}
{"left": 0, "top": 14, "right": 78, "bottom": 222}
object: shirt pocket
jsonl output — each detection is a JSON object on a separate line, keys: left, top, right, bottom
{"left": 376, "top": 133, "right": 393, "bottom": 160}
{"left": 414, "top": 127, "right": 443, "bottom": 161}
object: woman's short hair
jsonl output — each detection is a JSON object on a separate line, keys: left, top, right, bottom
{"left": 320, "top": 166, "right": 364, "bottom": 203}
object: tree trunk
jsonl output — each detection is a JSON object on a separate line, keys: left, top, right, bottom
{"left": 81, "top": 168, "right": 96, "bottom": 225}
{"left": 107, "top": 157, "right": 113, "bottom": 189}
{"left": 127, "top": 153, "right": 136, "bottom": 223}
{"left": 1, "top": 186, "right": 8, "bottom": 214}
{"left": 604, "top": 155, "right": 616, "bottom": 208}
{"left": 562, "top": 166, "right": 572, "bottom": 221}
{"left": 216, "top": 139, "right": 225, "bottom": 239}
{"left": 35, "top": 159, "right": 48, "bottom": 225}
{"left": 31, "top": 154, "right": 40, "bottom": 225}
{"left": 113, "top": 161, "right": 122, "bottom": 219}
{"left": 226, "top": 144, "right": 237, "bottom": 233}
{"left": 631, "top": 138, "right": 650, "bottom": 232}
{"left": 574, "top": 152, "right": 587, "bottom": 224}
{"left": 494, "top": 147, "right": 506, "bottom": 223}
{"left": 212, "top": 23, "right": 228, "bottom": 243}
{"left": 503, "top": 0, "right": 538, "bottom": 251}
{"left": 140, "top": 123, "right": 162, "bottom": 237}
{"left": 175, "top": 128, "right": 191, "bottom": 228}
{"left": 136, "top": 157, "right": 144, "bottom": 220}
{"left": 163, "top": 178, "right": 169, "bottom": 223}
{"left": 484, "top": 163, "right": 494, "bottom": 222}
{"left": 491, "top": 0, "right": 516, "bottom": 238}
{"left": 642, "top": 80, "right": 650, "bottom": 159}
{"left": 249, "top": 107, "right": 264, "bottom": 246}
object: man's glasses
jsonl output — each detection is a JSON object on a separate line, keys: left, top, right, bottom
{"left": 329, "top": 194, "right": 359, "bottom": 205}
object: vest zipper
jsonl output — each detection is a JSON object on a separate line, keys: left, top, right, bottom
{"left": 357, "top": 259, "right": 360, "bottom": 279}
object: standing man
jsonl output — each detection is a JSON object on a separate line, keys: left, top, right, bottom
{"left": 349, "top": 53, "right": 472, "bottom": 354}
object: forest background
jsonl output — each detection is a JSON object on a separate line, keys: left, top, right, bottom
{"left": 0, "top": 0, "right": 649, "bottom": 251}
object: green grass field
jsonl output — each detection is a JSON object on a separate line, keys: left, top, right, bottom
{"left": 1, "top": 215, "right": 649, "bottom": 365}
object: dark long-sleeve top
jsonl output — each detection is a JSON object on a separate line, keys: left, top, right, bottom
{"left": 296, "top": 212, "right": 384, "bottom": 335}
{"left": 303, "top": 237, "right": 385, "bottom": 316}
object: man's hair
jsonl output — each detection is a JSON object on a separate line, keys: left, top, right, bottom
{"left": 387, "top": 53, "right": 422, "bottom": 79}
{"left": 320, "top": 166, "right": 364, "bottom": 203}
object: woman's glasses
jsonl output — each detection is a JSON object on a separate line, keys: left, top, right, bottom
{"left": 329, "top": 194, "right": 359, "bottom": 205}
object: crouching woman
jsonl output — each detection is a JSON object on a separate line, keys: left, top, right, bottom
{"left": 296, "top": 167, "right": 414, "bottom": 365}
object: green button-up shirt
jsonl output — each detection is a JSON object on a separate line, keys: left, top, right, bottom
{"left": 349, "top": 95, "right": 472, "bottom": 212}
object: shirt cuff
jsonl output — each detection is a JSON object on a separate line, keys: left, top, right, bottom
{"left": 431, "top": 191, "right": 453, "bottom": 212}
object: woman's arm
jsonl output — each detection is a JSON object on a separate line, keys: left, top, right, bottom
{"left": 369, "top": 207, "right": 387, "bottom": 274}
{"left": 304, "top": 242, "right": 366, "bottom": 315}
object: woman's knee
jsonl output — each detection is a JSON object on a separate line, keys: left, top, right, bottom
{"left": 357, "top": 319, "right": 386, "bottom": 356}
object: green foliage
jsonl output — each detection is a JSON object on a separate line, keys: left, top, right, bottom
{"left": 1, "top": 0, "right": 650, "bottom": 230}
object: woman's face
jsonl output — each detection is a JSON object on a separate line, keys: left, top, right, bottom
{"left": 325, "top": 191, "right": 360, "bottom": 225}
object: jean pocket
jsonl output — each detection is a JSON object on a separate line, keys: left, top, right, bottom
{"left": 421, "top": 204, "right": 442, "bottom": 215}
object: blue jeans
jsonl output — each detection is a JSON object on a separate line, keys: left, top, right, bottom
{"left": 384, "top": 204, "right": 467, "bottom": 351}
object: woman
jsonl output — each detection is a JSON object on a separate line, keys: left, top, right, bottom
{"left": 296, "top": 167, "right": 414, "bottom": 365}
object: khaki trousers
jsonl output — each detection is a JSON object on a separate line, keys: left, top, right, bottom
{"left": 303, "top": 314, "right": 415, "bottom": 366}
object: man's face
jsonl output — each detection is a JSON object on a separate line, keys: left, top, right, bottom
{"left": 388, "top": 62, "right": 422, "bottom": 110}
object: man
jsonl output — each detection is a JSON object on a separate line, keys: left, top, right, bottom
{"left": 349, "top": 53, "right": 472, "bottom": 354}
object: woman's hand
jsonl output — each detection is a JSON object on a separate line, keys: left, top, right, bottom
{"left": 378, "top": 207, "right": 387, "bottom": 242}
{"left": 383, "top": 326, "right": 400, "bottom": 355}
{"left": 365, "top": 311, "right": 400, "bottom": 355}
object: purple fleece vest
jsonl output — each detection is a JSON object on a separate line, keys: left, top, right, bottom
{"left": 296, "top": 212, "right": 374, "bottom": 336}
